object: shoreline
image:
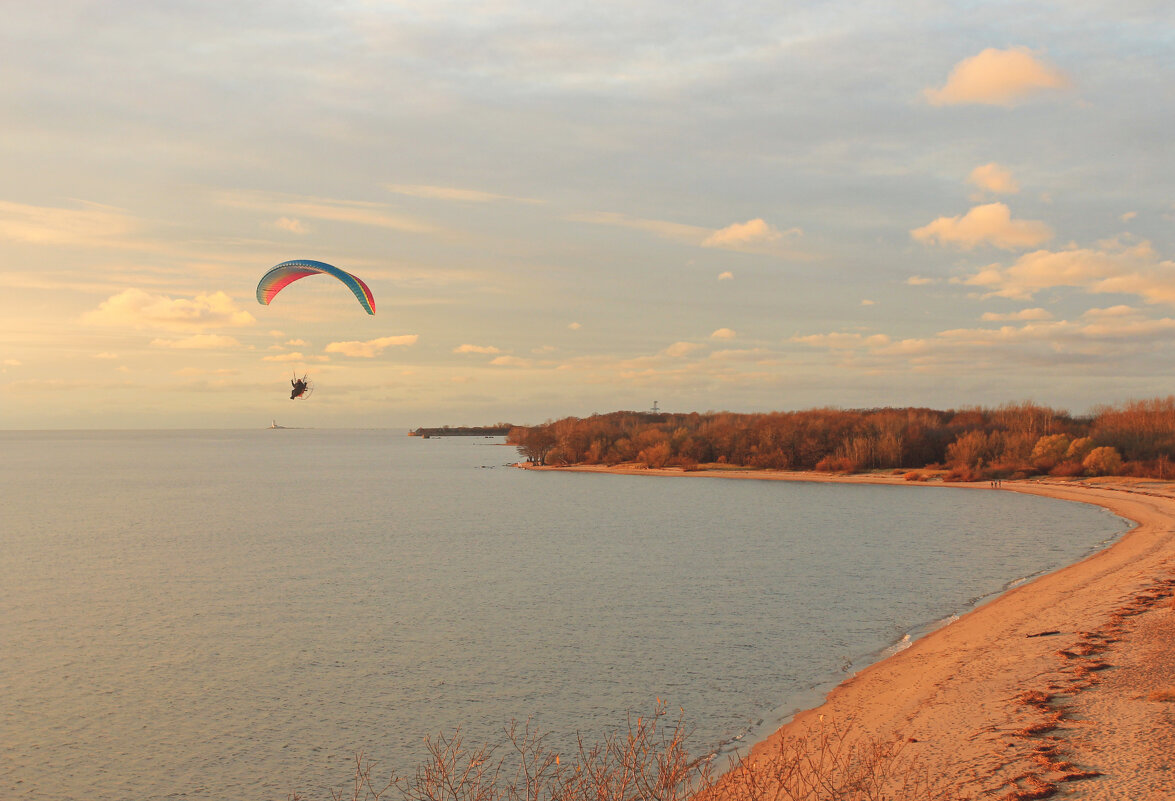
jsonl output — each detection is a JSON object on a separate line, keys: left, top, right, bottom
{"left": 519, "top": 464, "right": 1175, "bottom": 798}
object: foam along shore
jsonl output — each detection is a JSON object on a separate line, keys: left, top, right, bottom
{"left": 518, "top": 464, "right": 1175, "bottom": 799}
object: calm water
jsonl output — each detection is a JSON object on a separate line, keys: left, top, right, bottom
{"left": 0, "top": 430, "right": 1128, "bottom": 800}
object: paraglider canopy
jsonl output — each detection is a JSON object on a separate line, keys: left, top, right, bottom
{"left": 256, "top": 259, "right": 376, "bottom": 314}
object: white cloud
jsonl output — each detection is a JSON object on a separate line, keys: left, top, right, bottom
{"left": 324, "top": 334, "right": 419, "bottom": 358}
{"left": 718, "top": 271, "right": 734, "bottom": 281}
{"left": 924, "top": 47, "right": 1070, "bottom": 107}
{"left": 980, "top": 308, "right": 1053, "bottom": 322}
{"left": 83, "top": 289, "right": 257, "bottom": 332}
{"left": 911, "top": 203, "right": 1053, "bottom": 250}
{"left": 968, "top": 163, "right": 1019, "bottom": 195}
{"left": 453, "top": 344, "right": 502, "bottom": 354}
{"left": 710, "top": 328, "right": 737, "bottom": 340}
{"left": 151, "top": 334, "right": 244, "bottom": 349}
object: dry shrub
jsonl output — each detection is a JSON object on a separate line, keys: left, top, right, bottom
{"left": 1147, "top": 687, "right": 1175, "bottom": 702}
{"left": 292, "top": 710, "right": 965, "bottom": 801}
{"left": 903, "top": 471, "right": 926, "bottom": 482}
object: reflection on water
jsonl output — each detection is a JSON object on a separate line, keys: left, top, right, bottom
{"left": 0, "top": 430, "right": 1127, "bottom": 800}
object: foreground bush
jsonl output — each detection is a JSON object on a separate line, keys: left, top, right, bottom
{"left": 290, "top": 705, "right": 963, "bottom": 801}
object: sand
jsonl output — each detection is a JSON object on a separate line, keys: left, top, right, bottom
{"left": 519, "top": 464, "right": 1175, "bottom": 799}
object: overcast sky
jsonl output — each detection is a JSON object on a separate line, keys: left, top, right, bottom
{"left": 2, "top": 0, "right": 1172, "bottom": 429}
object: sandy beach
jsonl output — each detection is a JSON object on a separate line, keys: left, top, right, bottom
{"left": 520, "top": 464, "right": 1175, "bottom": 799}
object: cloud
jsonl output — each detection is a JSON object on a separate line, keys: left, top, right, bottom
{"left": 980, "top": 308, "right": 1053, "bottom": 322}
{"left": 3, "top": 358, "right": 21, "bottom": 366}
{"left": 285, "top": 339, "right": 308, "bottom": 346}
{"left": 924, "top": 47, "right": 1070, "bottom": 107}
{"left": 218, "top": 191, "right": 437, "bottom": 233}
{"left": 263, "top": 351, "right": 308, "bottom": 362}
{"left": 718, "top": 271, "right": 734, "bottom": 280}
{"left": 572, "top": 212, "right": 804, "bottom": 256}
{"left": 151, "top": 334, "right": 244, "bottom": 349}
{"left": 568, "top": 322, "right": 582, "bottom": 330}
{"left": 791, "top": 332, "right": 893, "bottom": 349}
{"left": 702, "top": 219, "right": 801, "bottom": 251}
{"left": 386, "top": 184, "right": 541, "bottom": 204}
{"left": 906, "top": 275, "right": 936, "bottom": 286}
{"left": 324, "top": 334, "right": 419, "bottom": 357}
{"left": 489, "top": 355, "right": 534, "bottom": 367}
{"left": 968, "top": 163, "right": 1019, "bottom": 195}
{"left": 173, "top": 367, "right": 240, "bottom": 376}
{"left": 710, "top": 328, "right": 737, "bottom": 340}
{"left": 963, "top": 240, "right": 1175, "bottom": 304}
{"left": 275, "top": 217, "right": 307, "bottom": 234}
{"left": 911, "top": 203, "right": 1053, "bottom": 250}
{"left": 1121, "top": 211, "right": 1137, "bottom": 222}
{"left": 0, "top": 200, "right": 140, "bottom": 247}
{"left": 83, "top": 289, "right": 257, "bottom": 332}
{"left": 93, "top": 352, "right": 119, "bottom": 359}
{"left": 861, "top": 299, "right": 875, "bottom": 306}
{"left": 454, "top": 344, "right": 502, "bottom": 354}
{"left": 663, "top": 341, "right": 703, "bottom": 357}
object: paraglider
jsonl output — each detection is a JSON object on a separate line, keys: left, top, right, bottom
{"left": 256, "top": 259, "right": 376, "bottom": 315}
{"left": 290, "top": 372, "right": 313, "bottom": 400}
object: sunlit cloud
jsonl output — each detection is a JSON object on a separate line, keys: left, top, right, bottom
{"left": 791, "top": 332, "right": 892, "bottom": 349}
{"left": 454, "top": 343, "right": 502, "bottom": 354}
{"left": 663, "top": 341, "right": 703, "bottom": 357}
{"left": 710, "top": 328, "right": 737, "bottom": 340}
{"left": 718, "top": 271, "right": 734, "bottom": 280}
{"left": 1121, "top": 211, "right": 1137, "bottom": 222}
{"left": 569, "top": 211, "right": 710, "bottom": 244}
{"left": 274, "top": 217, "right": 307, "bottom": 234}
{"left": 83, "top": 289, "right": 257, "bottom": 332}
{"left": 285, "top": 339, "right": 308, "bottom": 346}
{"left": 968, "top": 163, "right": 1019, "bottom": 195}
{"left": 173, "top": 367, "right": 240, "bottom": 376}
{"left": 3, "top": 358, "right": 22, "bottom": 366}
{"left": 924, "top": 47, "right": 1070, "bottom": 107}
{"left": 93, "top": 352, "right": 119, "bottom": 359}
{"left": 962, "top": 240, "right": 1175, "bottom": 304}
{"left": 0, "top": 199, "right": 140, "bottom": 247}
{"left": 702, "top": 218, "right": 801, "bottom": 251}
{"left": 490, "top": 355, "right": 534, "bottom": 367}
{"left": 218, "top": 190, "right": 438, "bottom": 233}
{"left": 911, "top": 203, "right": 1053, "bottom": 250}
{"left": 906, "top": 275, "right": 936, "bottom": 286}
{"left": 568, "top": 322, "right": 582, "bottom": 330}
{"left": 861, "top": 299, "right": 875, "bottom": 306}
{"left": 263, "top": 351, "right": 307, "bottom": 362}
{"left": 324, "top": 334, "right": 419, "bottom": 357}
{"left": 980, "top": 308, "right": 1053, "bottom": 322}
{"left": 386, "top": 184, "right": 541, "bottom": 204}
{"left": 151, "top": 334, "right": 244, "bottom": 349}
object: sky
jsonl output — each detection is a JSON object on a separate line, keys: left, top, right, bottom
{"left": 1, "top": 0, "right": 1173, "bottom": 429}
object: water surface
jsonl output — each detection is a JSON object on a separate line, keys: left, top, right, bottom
{"left": 0, "top": 430, "right": 1128, "bottom": 800}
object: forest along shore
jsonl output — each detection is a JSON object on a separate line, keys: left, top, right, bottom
{"left": 518, "top": 464, "right": 1175, "bottom": 800}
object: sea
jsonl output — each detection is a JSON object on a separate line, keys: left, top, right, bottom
{"left": 0, "top": 429, "right": 1131, "bottom": 801}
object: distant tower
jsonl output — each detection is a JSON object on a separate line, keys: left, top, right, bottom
{"left": 651, "top": 400, "right": 660, "bottom": 413}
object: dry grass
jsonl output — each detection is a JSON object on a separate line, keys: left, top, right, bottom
{"left": 1146, "top": 687, "right": 1175, "bottom": 702}
{"left": 289, "top": 707, "right": 965, "bottom": 801}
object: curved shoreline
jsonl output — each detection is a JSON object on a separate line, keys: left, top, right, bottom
{"left": 519, "top": 465, "right": 1175, "bottom": 798}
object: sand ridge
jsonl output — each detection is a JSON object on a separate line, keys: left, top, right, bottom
{"left": 519, "top": 464, "right": 1175, "bottom": 799}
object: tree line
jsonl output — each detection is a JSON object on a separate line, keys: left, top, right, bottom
{"left": 507, "top": 398, "right": 1175, "bottom": 480}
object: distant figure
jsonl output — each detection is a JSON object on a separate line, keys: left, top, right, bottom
{"left": 290, "top": 374, "right": 309, "bottom": 399}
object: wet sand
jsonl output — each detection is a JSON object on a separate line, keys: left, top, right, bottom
{"left": 520, "top": 464, "right": 1175, "bottom": 798}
